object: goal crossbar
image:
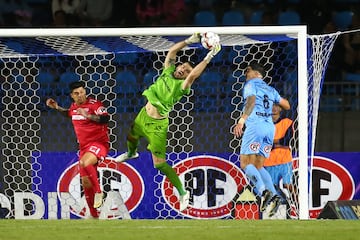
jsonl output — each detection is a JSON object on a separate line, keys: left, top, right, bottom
{"left": 0, "top": 26, "right": 307, "bottom": 37}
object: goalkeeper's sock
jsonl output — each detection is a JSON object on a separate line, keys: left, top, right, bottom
{"left": 244, "top": 164, "right": 265, "bottom": 194}
{"left": 84, "top": 165, "right": 101, "bottom": 193}
{"left": 259, "top": 167, "right": 277, "bottom": 195}
{"left": 155, "top": 162, "right": 186, "bottom": 196}
{"left": 127, "top": 140, "right": 138, "bottom": 157}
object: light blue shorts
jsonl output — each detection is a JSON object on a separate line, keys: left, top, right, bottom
{"left": 240, "top": 121, "right": 274, "bottom": 158}
{"left": 265, "top": 162, "right": 293, "bottom": 185}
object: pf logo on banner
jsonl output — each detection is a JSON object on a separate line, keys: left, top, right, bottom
{"left": 309, "top": 156, "right": 355, "bottom": 219}
{"left": 162, "top": 155, "right": 247, "bottom": 219}
{"left": 57, "top": 158, "right": 144, "bottom": 219}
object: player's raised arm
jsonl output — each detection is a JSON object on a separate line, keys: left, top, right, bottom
{"left": 46, "top": 98, "right": 69, "bottom": 117}
{"left": 182, "top": 32, "right": 221, "bottom": 89}
{"left": 278, "top": 97, "right": 290, "bottom": 110}
{"left": 164, "top": 33, "right": 201, "bottom": 69}
{"left": 76, "top": 106, "right": 110, "bottom": 124}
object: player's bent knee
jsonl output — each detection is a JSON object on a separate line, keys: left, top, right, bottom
{"left": 79, "top": 160, "right": 86, "bottom": 168}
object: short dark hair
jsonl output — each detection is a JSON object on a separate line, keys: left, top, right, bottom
{"left": 248, "top": 61, "right": 266, "bottom": 77}
{"left": 69, "top": 81, "right": 85, "bottom": 92}
{"left": 177, "top": 61, "right": 195, "bottom": 69}
{"left": 186, "top": 61, "right": 196, "bottom": 68}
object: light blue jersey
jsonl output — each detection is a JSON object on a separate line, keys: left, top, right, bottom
{"left": 240, "top": 78, "right": 281, "bottom": 157}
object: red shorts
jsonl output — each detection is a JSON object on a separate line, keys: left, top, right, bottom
{"left": 78, "top": 142, "right": 109, "bottom": 177}
{"left": 79, "top": 142, "right": 109, "bottom": 162}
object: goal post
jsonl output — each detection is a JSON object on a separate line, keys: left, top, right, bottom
{"left": 0, "top": 26, "right": 336, "bottom": 220}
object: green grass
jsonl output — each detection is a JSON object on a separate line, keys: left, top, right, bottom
{"left": 1, "top": 219, "right": 360, "bottom": 240}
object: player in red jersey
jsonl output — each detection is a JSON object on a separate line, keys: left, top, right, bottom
{"left": 46, "top": 81, "right": 110, "bottom": 219}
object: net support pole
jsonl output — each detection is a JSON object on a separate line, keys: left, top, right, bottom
{"left": 297, "top": 26, "right": 309, "bottom": 220}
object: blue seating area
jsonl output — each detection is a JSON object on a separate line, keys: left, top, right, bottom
{"left": 142, "top": 71, "right": 158, "bottom": 90}
{"left": 113, "top": 70, "right": 142, "bottom": 112}
{"left": 277, "top": 10, "right": 301, "bottom": 25}
{"left": 113, "top": 52, "right": 139, "bottom": 65}
{"left": 0, "top": 0, "right": 357, "bottom": 36}
{"left": 31, "top": 67, "right": 235, "bottom": 114}
{"left": 195, "top": 71, "right": 225, "bottom": 112}
{"left": 250, "top": 10, "right": 264, "bottom": 25}
{"left": 344, "top": 72, "right": 360, "bottom": 82}
{"left": 193, "top": 10, "right": 217, "bottom": 26}
{"left": 320, "top": 96, "right": 343, "bottom": 112}
{"left": 59, "top": 71, "right": 80, "bottom": 85}
{"left": 114, "top": 70, "right": 139, "bottom": 94}
{"left": 222, "top": 10, "right": 245, "bottom": 26}
{"left": 36, "top": 71, "right": 55, "bottom": 102}
{"left": 332, "top": 11, "right": 354, "bottom": 31}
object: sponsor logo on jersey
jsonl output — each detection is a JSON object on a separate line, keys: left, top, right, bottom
{"left": 96, "top": 106, "right": 107, "bottom": 115}
{"left": 249, "top": 142, "right": 260, "bottom": 152}
{"left": 264, "top": 145, "right": 272, "bottom": 153}
{"left": 72, "top": 115, "right": 87, "bottom": 120}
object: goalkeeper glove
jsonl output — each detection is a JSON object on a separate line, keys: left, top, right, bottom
{"left": 185, "top": 32, "right": 201, "bottom": 45}
{"left": 204, "top": 43, "right": 221, "bottom": 63}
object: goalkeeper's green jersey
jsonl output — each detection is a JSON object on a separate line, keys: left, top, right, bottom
{"left": 143, "top": 65, "right": 191, "bottom": 116}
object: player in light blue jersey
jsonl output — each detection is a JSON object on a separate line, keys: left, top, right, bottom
{"left": 233, "top": 61, "right": 290, "bottom": 217}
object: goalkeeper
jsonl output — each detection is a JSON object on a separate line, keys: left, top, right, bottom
{"left": 114, "top": 32, "right": 221, "bottom": 212}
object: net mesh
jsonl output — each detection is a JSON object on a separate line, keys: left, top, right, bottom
{"left": 0, "top": 30, "right": 338, "bottom": 219}
{"left": 308, "top": 33, "right": 340, "bottom": 157}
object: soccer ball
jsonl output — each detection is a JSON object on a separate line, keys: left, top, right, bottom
{"left": 201, "top": 32, "right": 220, "bottom": 50}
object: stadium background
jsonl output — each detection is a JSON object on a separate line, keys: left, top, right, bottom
{"left": 0, "top": 0, "right": 359, "bottom": 220}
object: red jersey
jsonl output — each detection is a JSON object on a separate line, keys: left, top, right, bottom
{"left": 68, "top": 98, "right": 109, "bottom": 149}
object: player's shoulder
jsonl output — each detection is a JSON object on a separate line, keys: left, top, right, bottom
{"left": 164, "top": 65, "right": 175, "bottom": 73}
{"left": 84, "top": 97, "right": 104, "bottom": 110}
{"left": 249, "top": 78, "right": 265, "bottom": 87}
{"left": 87, "top": 97, "right": 102, "bottom": 105}
{"left": 268, "top": 84, "right": 281, "bottom": 96}
{"left": 68, "top": 102, "right": 75, "bottom": 111}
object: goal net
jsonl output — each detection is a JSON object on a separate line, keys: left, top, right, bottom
{"left": 0, "top": 27, "right": 338, "bottom": 220}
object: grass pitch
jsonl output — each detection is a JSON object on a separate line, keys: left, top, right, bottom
{"left": 1, "top": 219, "right": 360, "bottom": 240}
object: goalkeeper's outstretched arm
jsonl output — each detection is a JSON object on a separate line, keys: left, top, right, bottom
{"left": 162, "top": 32, "right": 221, "bottom": 89}
{"left": 164, "top": 33, "right": 201, "bottom": 69}
{"left": 183, "top": 34, "right": 221, "bottom": 89}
